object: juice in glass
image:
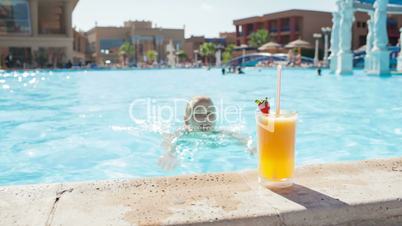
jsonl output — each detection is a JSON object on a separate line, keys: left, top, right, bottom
{"left": 256, "top": 111, "right": 297, "bottom": 187}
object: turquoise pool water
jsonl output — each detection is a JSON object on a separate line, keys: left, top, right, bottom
{"left": 1, "top": 68, "right": 402, "bottom": 185}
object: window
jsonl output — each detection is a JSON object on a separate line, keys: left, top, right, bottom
{"left": 0, "top": 0, "right": 31, "bottom": 35}
{"left": 9, "top": 47, "right": 32, "bottom": 65}
{"left": 356, "top": 21, "right": 367, "bottom": 29}
{"left": 268, "top": 21, "right": 277, "bottom": 32}
{"left": 387, "top": 18, "right": 398, "bottom": 33}
{"left": 281, "top": 18, "right": 290, "bottom": 32}
{"left": 174, "top": 41, "right": 181, "bottom": 50}
{"left": 38, "top": 1, "right": 66, "bottom": 35}
{"left": 294, "top": 18, "right": 302, "bottom": 32}
{"left": 246, "top": 24, "right": 254, "bottom": 35}
{"left": 88, "top": 42, "right": 96, "bottom": 53}
{"left": 359, "top": 35, "right": 366, "bottom": 47}
{"left": 99, "top": 39, "right": 125, "bottom": 50}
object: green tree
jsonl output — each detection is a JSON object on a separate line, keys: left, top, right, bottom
{"left": 222, "top": 44, "right": 235, "bottom": 64}
{"left": 119, "top": 41, "right": 135, "bottom": 66}
{"left": 176, "top": 50, "right": 187, "bottom": 63}
{"left": 248, "top": 29, "right": 270, "bottom": 48}
{"left": 199, "top": 42, "right": 216, "bottom": 66}
{"left": 145, "top": 50, "right": 158, "bottom": 64}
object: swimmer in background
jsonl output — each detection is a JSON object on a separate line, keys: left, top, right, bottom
{"left": 159, "top": 96, "right": 255, "bottom": 170}
{"left": 317, "top": 63, "right": 322, "bottom": 76}
{"left": 237, "top": 67, "right": 245, "bottom": 74}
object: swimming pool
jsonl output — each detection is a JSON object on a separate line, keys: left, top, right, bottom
{"left": 1, "top": 68, "right": 402, "bottom": 186}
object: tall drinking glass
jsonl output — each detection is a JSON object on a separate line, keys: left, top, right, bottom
{"left": 255, "top": 110, "right": 297, "bottom": 188}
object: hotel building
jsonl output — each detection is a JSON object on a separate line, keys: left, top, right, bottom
{"left": 72, "top": 29, "right": 88, "bottom": 64}
{"left": 234, "top": 10, "right": 332, "bottom": 48}
{"left": 183, "top": 34, "right": 236, "bottom": 62}
{"left": 0, "top": 0, "right": 79, "bottom": 68}
{"left": 86, "top": 20, "right": 185, "bottom": 65}
{"left": 234, "top": 9, "right": 402, "bottom": 51}
{"left": 219, "top": 32, "right": 237, "bottom": 45}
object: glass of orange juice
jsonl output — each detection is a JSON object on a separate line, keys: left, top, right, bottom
{"left": 255, "top": 110, "right": 297, "bottom": 188}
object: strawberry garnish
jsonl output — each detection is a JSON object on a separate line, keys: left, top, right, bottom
{"left": 255, "top": 97, "right": 270, "bottom": 114}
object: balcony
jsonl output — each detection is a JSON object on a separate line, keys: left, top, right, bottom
{"left": 38, "top": 1, "right": 67, "bottom": 35}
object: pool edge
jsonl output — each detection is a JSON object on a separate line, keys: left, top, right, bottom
{"left": 1, "top": 157, "right": 402, "bottom": 226}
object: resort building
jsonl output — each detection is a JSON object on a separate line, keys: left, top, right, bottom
{"left": 0, "top": 0, "right": 79, "bottom": 68}
{"left": 219, "top": 32, "right": 237, "bottom": 45}
{"left": 86, "top": 20, "right": 185, "bottom": 65}
{"left": 353, "top": 12, "right": 402, "bottom": 47}
{"left": 233, "top": 9, "right": 402, "bottom": 50}
{"left": 183, "top": 35, "right": 234, "bottom": 62}
{"left": 234, "top": 10, "right": 331, "bottom": 48}
{"left": 73, "top": 29, "right": 89, "bottom": 64}
{"left": 183, "top": 36, "right": 204, "bottom": 62}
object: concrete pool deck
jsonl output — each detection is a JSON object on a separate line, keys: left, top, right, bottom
{"left": 1, "top": 157, "right": 402, "bottom": 226}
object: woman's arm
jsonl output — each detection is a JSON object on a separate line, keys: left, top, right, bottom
{"left": 158, "top": 129, "right": 185, "bottom": 170}
{"left": 220, "top": 129, "right": 256, "bottom": 155}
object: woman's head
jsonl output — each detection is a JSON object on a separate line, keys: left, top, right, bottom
{"left": 184, "top": 96, "right": 216, "bottom": 132}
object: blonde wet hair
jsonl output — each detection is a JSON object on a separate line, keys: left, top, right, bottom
{"left": 184, "top": 96, "right": 216, "bottom": 131}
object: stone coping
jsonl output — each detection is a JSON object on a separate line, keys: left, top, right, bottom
{"left": 1, "top": 157, "right": 402, "bottom": 226}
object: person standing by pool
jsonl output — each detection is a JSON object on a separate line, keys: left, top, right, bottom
{"left": 317, "top": 63, "right": 322, "bottom": 76}
{"left": 5, "top": 54, "right": 13, "bottom": 69}
{"left": 296, "top": 53, "right": 302, "bottom": 66}
{"left": 65, "top": 60, "right": 73, "bottom": 69}
{"left": 158, "top": 96, "right": 254, "bottom": 170}
{"left": 287, "top": 49, "right": 295, "bottom": 66}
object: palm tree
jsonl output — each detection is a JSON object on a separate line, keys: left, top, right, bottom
{"left": 119, "top": 41, "right": 135, "bottom": 66}
{"left": 199, "top": 42, "right": 216, "bottom": 66}
{"left": 176, "top": 50, "right": 188, "bottom": 63}
{"left": 145, "top": 50, "right": 158, "bottom": 64}
{"left": 223, "top": 44, "right": 236, "bottom": 64}
{"left": 248, "top": 29, "right": 270, "bottom": 48}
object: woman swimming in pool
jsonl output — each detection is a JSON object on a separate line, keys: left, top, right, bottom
{"left": 159, "top": 96, "right": 255, "bottom": 170}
